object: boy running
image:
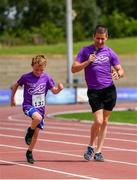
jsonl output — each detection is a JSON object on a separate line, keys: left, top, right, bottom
{"left": 11, "top": 55, "right": 63, "bottom": 164}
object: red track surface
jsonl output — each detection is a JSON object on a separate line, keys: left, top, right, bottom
{"left": 0, "top": 102, "right": 137, "bottom": 179}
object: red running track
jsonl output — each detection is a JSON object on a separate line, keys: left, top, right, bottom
{"left": 0, "top": 103, "right": 137, "bottom": 179}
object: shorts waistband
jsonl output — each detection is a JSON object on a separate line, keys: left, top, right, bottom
{"left": 88, "top": 84, "right": 115, "bottom": 92}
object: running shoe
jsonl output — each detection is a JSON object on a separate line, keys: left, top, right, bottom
{"left": 25, "top": 127, "right": 35, "bottom": 145}
{"left": 26, "top": 150, "right": 34, "bottom": 164}
{"left": 94, "top": 152, "right": 104, "bottom": 162}
{"left": 84, "top": 146, "right": 94, "bottom": 161}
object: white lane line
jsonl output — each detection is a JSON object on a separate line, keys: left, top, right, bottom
{"left": 0, "top": 144, "right": 81, "bottom": 158}
{"left": 0, "top": 127, "right": 137, "bottom": 143}
{"left": 45, "top": 131, "right": 137, "bottom": 143}
{"left": 0, "top": 144, "right": 137, "bottom": 167}
{"left": 48, "top": 126, "right": 137, "bottom": 136}
{"left": 1, "top": 121, "right": 137, "bottom": 136}
{"left": 0, "top": 159, "right": 96, "bottom": 180}
{"left": 6, "top": 114, "right": 137, "bottom": 130}
{"left": 0, "top": 133, "right": 136, "bottom": 153}
{"left": 9, "top": 118, "right": 137, "bottom": 131}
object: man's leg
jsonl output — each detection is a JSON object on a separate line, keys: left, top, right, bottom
{"left": 94, "top": 110, "right": 111, "bottom": 161}
{"left": 89, "top": 109, "right": 104, "bottom": 146}
{"left": 96, "top": 110, "right": 111, "bottom": 152}
{"left": 84, "top": 109, "right": 103, "bottom": 160}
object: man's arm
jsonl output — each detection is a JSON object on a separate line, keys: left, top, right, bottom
{"left": 71, "top": 54, "right": 96, "bottom": 73}
{"left": 112, "top": 64, "right": 124, "bottom": 80}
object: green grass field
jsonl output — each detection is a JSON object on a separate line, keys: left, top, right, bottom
{"left": 55, "top": 110, "right": 137, "bottom": 124}
{"left": 0, "top": 37, "right": 137, "bottom": 55}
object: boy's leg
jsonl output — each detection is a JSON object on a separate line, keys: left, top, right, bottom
{"left": 25, "top": 111, "right": 42, "bottom": 145}
{"left": 28, "top": 128, "right": 40, "bottom": 151}
{"left": 31, "top": 112, "right": 42, "bottom": 129}
{"left": 26, "top": 128, "right": 40, "bottom": 164}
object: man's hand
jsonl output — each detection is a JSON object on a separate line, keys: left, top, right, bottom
{"left": 88, "top": 54, "right": 96, "bottom": 63}
{"left": 112, "top": 70, "right": 120, "bottom": 80}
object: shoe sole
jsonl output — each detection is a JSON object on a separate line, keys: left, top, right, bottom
{"left": 94, "top": 158, "right": 104, "bottom": 162}
{"left": 84, "top": 154, "right": 92, "bottom": 161}
{"left": 26, "top": 155, "right": 35, "bottom": 164}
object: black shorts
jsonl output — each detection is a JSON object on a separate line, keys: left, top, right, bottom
{"left": 87, "top": 85, "right": 117, "bottom": 113}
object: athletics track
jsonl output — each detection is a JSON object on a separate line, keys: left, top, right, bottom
{"left": 0, "top": 102, "right": 137, "bottom": 179}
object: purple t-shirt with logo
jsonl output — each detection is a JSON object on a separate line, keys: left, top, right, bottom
{"left": 17, "top": 72, "right": 55, "bottom": 115}
{"left": 77, "top": 45, "right": 120, "bottom": 89}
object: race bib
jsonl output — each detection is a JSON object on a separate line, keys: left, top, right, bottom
{"left": 32, "top": 94, "right": 45, "bottom": 107}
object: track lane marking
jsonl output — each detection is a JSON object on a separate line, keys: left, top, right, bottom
{"left": 0, "top": 133, "right": 136, "bottom": 153}
{"left": 0, "top": 159, "right": 97, "bottom": 179}
{"left": 1, "top": 121, "right": 137, "bottom": 136}
{"left": 8, "top": 114, "right": 137, "bottom": 130}
{"left": 0, "top": 126, "right": 137, "bottom": 143}
{"left": 0, "top": 137, "right": 137, "bottom": 166}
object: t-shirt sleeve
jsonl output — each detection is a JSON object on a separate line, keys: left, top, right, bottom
{"left": 17, "top": 75, "right": 25, "bottom": 86}
{"left": 47, "top": 76, "right": 55, "bottom": 91}
{"left": 76, "top": 47, "right": 89, "bottom": 63}
{"left": 109, "top": 48, "right": 120, "bottom": 66}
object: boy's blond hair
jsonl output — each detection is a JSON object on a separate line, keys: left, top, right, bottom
{"left": 31, "top": 55, "right": 47, "bottom": 67}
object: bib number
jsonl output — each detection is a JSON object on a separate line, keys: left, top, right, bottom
{"left": 32, "top": 94, "right": 45, "bottom": 107}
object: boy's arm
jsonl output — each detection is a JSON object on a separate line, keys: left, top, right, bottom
{"left": 10, "top": 83, "right": 19, "bottom": 106}
{"left": 50, "top": 83, "right": 63, "bottom": 94}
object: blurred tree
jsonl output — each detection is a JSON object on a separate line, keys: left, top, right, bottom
{"left": 15, "top": 0, "right": 65, "bottom": 29}
{"left": 96, "top": 0, "right": 137, "bottom": 19}
{"left": 0, "top": 0, "right": 137, "bottom": 45}
{"left": 100, "top": 10, "right": 137, "bottom": 38}
{"left": 0, "top": 0, "right": 11, "bottom": 31}
{"left": 73, "top": 0, "right": 101, "bottom": 39}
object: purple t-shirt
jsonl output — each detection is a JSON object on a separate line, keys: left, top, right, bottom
{"left": 77, "top": 45, "right": 120, "bottom": 89}
{"left": 17, "top": 72, "right": 55, "bottom": 114}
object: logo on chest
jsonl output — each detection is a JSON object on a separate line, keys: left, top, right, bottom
{"left": 93, "top": 54, "right": 109, "bottom": 65}
{"left": 28, "top": 83, "right": 46, "bottom": 95}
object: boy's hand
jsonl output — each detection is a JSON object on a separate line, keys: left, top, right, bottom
{"left": 51, "top": 83, "right": 63, "bottom": 94}
{"left": 11, "top": 98, "right": 16, "bottom": 106}
{"left": 58, "top": 83, "right": 64, "bottom": 90}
